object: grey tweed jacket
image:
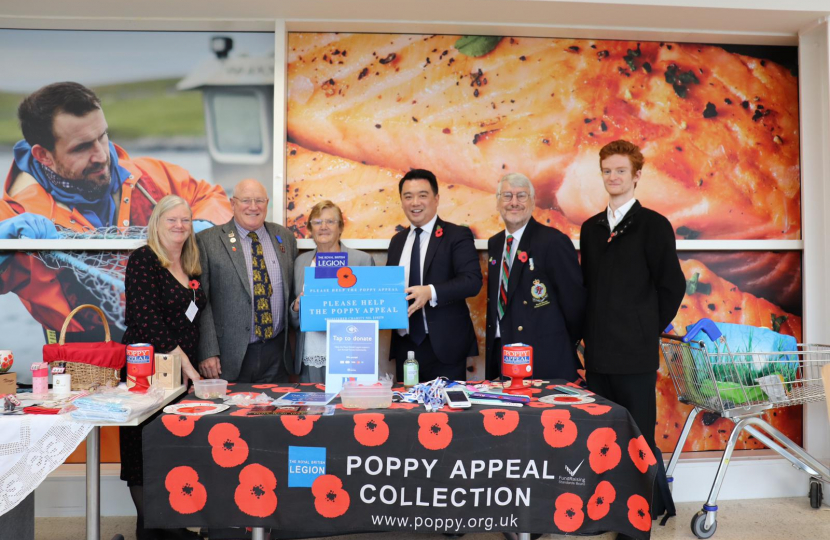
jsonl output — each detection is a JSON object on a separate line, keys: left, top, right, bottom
{"left": 197, "top": 219, "right": 298, "bottom": 381}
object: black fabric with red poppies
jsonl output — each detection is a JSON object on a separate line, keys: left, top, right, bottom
{"left": 144, "top": 382, "right": 656, "bottom": 539}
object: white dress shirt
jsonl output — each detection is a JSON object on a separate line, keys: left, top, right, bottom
{"left": 607, "top": 197, "right": 637, "bottom": 231}
{"left": 398, "top": 214, "right": 439, "bottom": 336}
{"left": 495, "top": 222, "right": 528, "bottom": 339}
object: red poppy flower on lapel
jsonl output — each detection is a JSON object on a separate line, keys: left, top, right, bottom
{"left": 518, "top": 251, "right": 528, "bottom": 263}
{"left": 189, "top": 280, "right": 200, "bottom": 290}
{"left": 435, "top": 225, "right": 444, "bottom": 238}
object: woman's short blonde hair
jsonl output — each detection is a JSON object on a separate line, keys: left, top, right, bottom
{"left": 146, "top": 195, "right": 201, "bottom": 276}
{"left": 307, "top": 200, "right": 344, "bottom": 232}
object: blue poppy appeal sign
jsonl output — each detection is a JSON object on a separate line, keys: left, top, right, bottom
{"left": 300, "top": 266, "right": 407, "bottom": 331}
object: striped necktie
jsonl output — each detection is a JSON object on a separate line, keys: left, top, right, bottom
{"left": 248, "top": 231, "right": 274, "bottom": 340}
{"left": 498, "top": 235, "right": 514, "bottom": 319}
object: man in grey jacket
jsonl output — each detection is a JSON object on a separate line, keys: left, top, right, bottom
{"left": 197, "top": 179, "right": 298, "bottom": 383}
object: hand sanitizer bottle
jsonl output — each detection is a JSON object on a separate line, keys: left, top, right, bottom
{"left": 403, "top": 351, "right": 419, "bottom": 388}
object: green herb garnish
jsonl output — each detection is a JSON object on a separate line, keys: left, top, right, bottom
{"left": 686, "top": 272, "right": 712, "bottom": 296}
{"left": 454, "top": 36, "right": 503, "bottom": 58}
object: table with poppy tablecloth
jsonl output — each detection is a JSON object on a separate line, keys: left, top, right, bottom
{"left": 143, "top": 382, "right": 657, "bottom": 539}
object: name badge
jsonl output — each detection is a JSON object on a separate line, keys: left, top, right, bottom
{"left": 185, "top": 300, "right": 199, "bottom": 322}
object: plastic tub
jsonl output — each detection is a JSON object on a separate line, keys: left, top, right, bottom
{"left": 340, "top": 379, "right": 393, "bottom": 409}
{"left": 193, "top": 379, "right": 228, "bottom": 399}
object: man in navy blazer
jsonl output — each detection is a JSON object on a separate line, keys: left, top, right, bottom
{"left": 387, "top": 169, "right": 482, "bottom": 382}
{"left": 485, "top": 173, "right": 586, "bottom": 382}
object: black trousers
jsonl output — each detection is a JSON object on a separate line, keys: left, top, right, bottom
{"left": 586, "top": 370, "right": 675, "bottom": 522}
{"left": 237, "top": 331, "right": 290, "bottom": 383}
{"left": 394, "top": 334, "right": 467, "bottom": 383}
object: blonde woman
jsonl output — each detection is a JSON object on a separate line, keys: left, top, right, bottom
{"left": 290, "top": 200, "right": 375, "bottom": 382}
{"left": 121, "top": 194, "right": 204, "bottom": 540}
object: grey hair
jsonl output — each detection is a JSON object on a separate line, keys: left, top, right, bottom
{"left": 497, "top": 173, "right": 535, "bottom": 200}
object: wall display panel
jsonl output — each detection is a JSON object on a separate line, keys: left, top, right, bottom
{"left": 0, "top": 29, "right": 275, "bottom": 381}
{"left": 285, "top": 33, "right": 799, "bottom": 242}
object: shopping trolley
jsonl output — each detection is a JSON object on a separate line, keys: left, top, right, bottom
{"left": 660, "top": 318, "right": 830, "bottom": 539}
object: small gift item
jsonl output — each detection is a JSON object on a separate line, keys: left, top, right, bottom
{"left": 31, "top": 362, "right": 49, "bottom": 395}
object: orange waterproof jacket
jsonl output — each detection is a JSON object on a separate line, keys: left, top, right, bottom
{"left": 0, "top": 144, "right": 232, "bottom": 336}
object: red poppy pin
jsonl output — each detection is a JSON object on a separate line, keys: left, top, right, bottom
{"left": 435, "top": 225, "right": 444, "bottom": 238}
{"left": 189, "top": 280, "right": 200, "bottom": 290}
{"left": 518, "top": 251, "right": 528, "bottom": 263}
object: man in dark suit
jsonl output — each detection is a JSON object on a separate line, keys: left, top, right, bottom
{"left": 485, "top": 173, "right": 585, "bottom": 382}
{"left": 581, "top": 140, "right": 686, "bottom": 534}
{"left": 387, "top": 169, "right": 482, "bottom": 382}
{"left": 197, "top": 179, "right": 298, "bottom": 383}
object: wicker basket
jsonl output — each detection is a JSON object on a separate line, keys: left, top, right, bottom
{"left": 43, "top": 304, "right": 124, "bottom": 391}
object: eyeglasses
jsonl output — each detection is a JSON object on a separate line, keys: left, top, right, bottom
{"left": 310, "top": 219, "right": 339, "bottom": 227}
{"left": 499, "top": 192, "right": 530, "bottom": 202}
{"left": 165, "top": 218, "right": 192, "bottom": 225}
{"left": 233, "top": 197, "right": 268, "bottom": 206}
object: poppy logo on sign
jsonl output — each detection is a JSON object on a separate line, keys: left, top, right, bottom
{"left": 347, "top": 325, "right": 359, "bottom": 334}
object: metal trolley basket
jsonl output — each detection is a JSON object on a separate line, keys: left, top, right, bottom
{"left": 660, "top": 318, "right": 830, "bottom": 539}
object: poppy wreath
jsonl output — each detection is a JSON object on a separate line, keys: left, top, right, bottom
{"left": 572, "top": 403, "right": 611, "bottom": 416}
{"left": 162, "top": 414, "right": 200, "bottom": 437}
{"left": 627, "top": 494, "right": 651, "bottom": 531}
{"left": 165, "top": 466, "right": 207, "bottom": 515}
{"left": 312, "top": 474, "right": 351, "bottom": 518}
{"left": 587, "top": 427, "right": 622, "bottom": 474}
{"left": 353, "top": 413, "right": 390, "bottom": 446}
{"left": 540, "top": 409, "right": 578, "bottom": 448}
{"left": 481, "top": 409, "right": 520, "bottom": 436}
{"left": 628, "top": 435, "right": 657, "bottom": 473}
{"left": 553, "top": 492, "right": 584, "bottom": 533}
{"left": 586, "top": 480, "right": 616, "bottom": 521}
{"left": 417, "top": 412, "right": 453, "bottom": 450}
{"left": 234, "top": 464, "right": 278, "bottom": 518}
{"left": 282, "top": 414, "right": 321, "bottom": 437}
{"left": 208, "top": 423, "right": 249, "bottom": 468}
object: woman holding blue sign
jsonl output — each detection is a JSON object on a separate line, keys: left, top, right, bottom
{"left": 290, "top": 200, "right": 375, "bottom": 382}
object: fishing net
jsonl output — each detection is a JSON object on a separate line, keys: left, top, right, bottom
{"left": 30, "top": 226, "right": 148, "bottom": 330}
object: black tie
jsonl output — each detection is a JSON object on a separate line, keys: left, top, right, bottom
{"left": 408, "top": 227, "right": 426, "bottom": 345}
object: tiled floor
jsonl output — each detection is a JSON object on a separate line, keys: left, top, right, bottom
{"left": 34, "top": 497, "right": 830, "bottom": 540}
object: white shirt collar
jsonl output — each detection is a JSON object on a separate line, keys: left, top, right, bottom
{"left": 409, "top": 214, "right": 438, "bottom": 237}
{"left": 607, "top": 198, "right": 637, "bottom": 230}
{"left": 505, "top": 221, "right": 528, "bottom": 245}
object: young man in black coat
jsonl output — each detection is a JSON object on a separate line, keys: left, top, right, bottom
{"left": 580, "top": 140, "right": 686, "bottom": 535}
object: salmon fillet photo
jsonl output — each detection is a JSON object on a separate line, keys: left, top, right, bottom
{"left": 286, "top": 33, "right": 800, "bottom": 240}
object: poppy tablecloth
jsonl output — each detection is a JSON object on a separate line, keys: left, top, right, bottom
{"left": 143, "top": 382, "right": 657, "bottom": 539}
